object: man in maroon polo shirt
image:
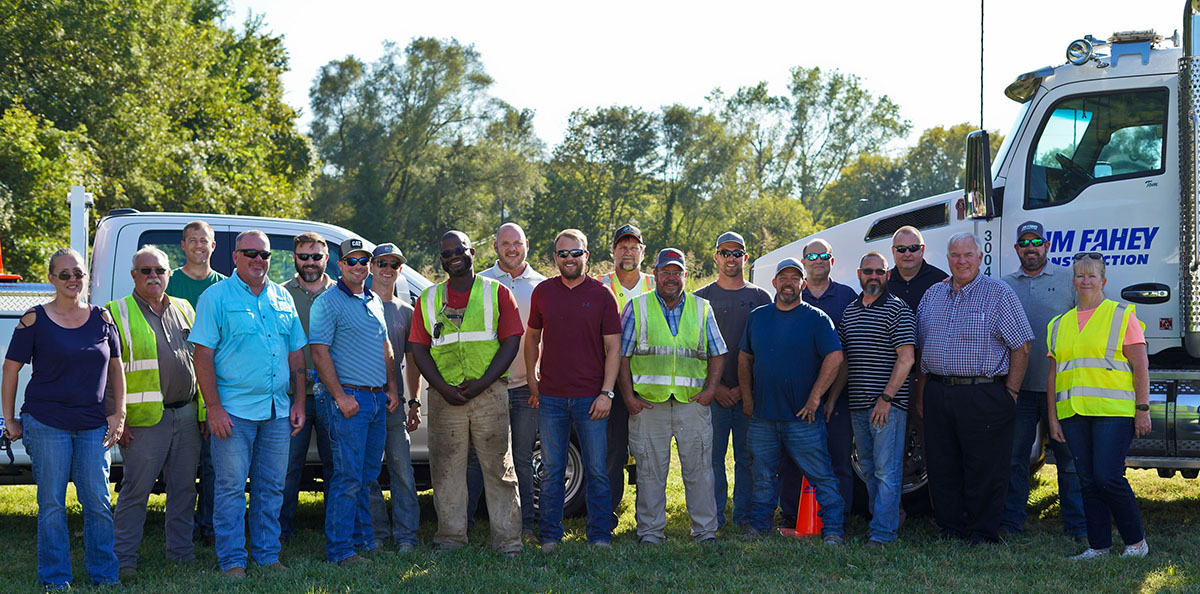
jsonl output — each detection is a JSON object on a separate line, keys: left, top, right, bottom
{"left": 525, "top": 229, "right": 622, "bottom": 550}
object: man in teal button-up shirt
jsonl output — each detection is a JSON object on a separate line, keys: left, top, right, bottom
{"left": 189, "top": 230, "right": 307, "bottom": 578}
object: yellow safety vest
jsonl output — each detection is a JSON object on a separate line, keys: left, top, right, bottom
{"left": 106, "top": 295, "right": 204, "bottom": 426}
{"left": 1048, "top": 299, "right": 1140, "bottom": 420}
{"left": 598, "top": 271, "right": 654, "bottom": 316}
{"left": 420, "top": 275, "right": 505, "bottom": 386}
{"left": 629, "top": 292, "right": 709, "bottom": 403}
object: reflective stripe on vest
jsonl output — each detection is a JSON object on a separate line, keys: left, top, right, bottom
{"left": 599, "top": 272, "right": 654, "bottom": 315}
{"left": 1048, "top": 299, "right": 1137, "bottom": 419}
{"left": 420, "top": 276, "right": 504, "bottom": 386}
{"left": 107, "top": 295, "right": 198, "bottom": 426}
{"left": 629, "top": 292, "right": 708, "bottom": 403}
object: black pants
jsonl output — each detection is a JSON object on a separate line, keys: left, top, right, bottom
{"left": 924, "top": 380, "right": 1015, "bottom": 543}
{"left": 605, "top": 387, "right": 630, "bottom": 528}
{"left": 779, "top": 392, "right": 854, "bottom": 526}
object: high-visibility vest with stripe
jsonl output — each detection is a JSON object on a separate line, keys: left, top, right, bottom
{"left": 1048, "top": 299, "right": 1141, "bottom": 420}
{"left": 420, "top": 275, "right": 506, "bottom": 386}
{"left": 598, "top": 271, "right": 654, "bottom": 315}
{"left": 106, "top": 295, "right": 203, "bottom": 426}
{"left": 629, "top": 292, "right": 709, "bottom": 403}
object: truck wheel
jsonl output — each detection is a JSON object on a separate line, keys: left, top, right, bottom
{"left": 850, "top": 419, "right": 932, "bottom": 514}
{"left": 532, "top": 435, "right": 587, "bottom": 519}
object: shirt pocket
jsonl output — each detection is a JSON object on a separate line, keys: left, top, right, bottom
{"left": 227, "top": 309, "right": 260, "bottom": 335}
{"left": 269, "top": 300, "right": 297, "bottom": 338}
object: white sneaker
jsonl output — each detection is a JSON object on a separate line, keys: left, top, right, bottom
{"left": 1070, "top": 548, "right": 1110, "bottom": 560}
{"left": 1121, "top": 540, "right": 1149, "bottom": 558}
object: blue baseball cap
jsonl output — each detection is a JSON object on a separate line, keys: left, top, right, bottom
{"left": 654, "top": 248, "right": 687, "bottom": 271}
{"left": 775, "top": 257, "right": 805, "bottom": 278}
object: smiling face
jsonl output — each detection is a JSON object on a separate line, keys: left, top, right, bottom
{"left": 49, "top": 251, "right": 87, "bottom": 300}
{"left": 293, "top": 241, "right": 328, "bottom": 283}
{"left": 233, "top": 233, "right": 271, "bottom": 286}
{"left": 181, "top": 226, "right": 215, "bottom": 267}
{"left": 1072, "top": 258, "right": 1107, "bottom": 301}
{"left": 613, "top": 237, "right": 645, "bottom": 272}
{"left": 1016, "top": 232, "right": 1048, "bottom": 273}
{"left": 714, "top": 241, "right": 746, "bottom": 280}
{"left": 946, "top": 236, "right": 983, "bottom": 286}
{"left": 655, "top": 263, "right": 686, "bottom": 302}
{"left": 370, "top": 255, "right": 403, "bottom": 291}
{"left": 440, "top": 232, "right": 475, "bottom": 277}
{"left": 338, "top": 250, "right": 371, "bottom": 288}
{"left": 132, "top": 251, "right": 170, "bottom": 302}
{"left": 554, "top": 235, "right": 588, "bottom": 280}
{"left": 772, "top": 268, "right": 805, "bottom": 304}
{"left": 494, "top": 224, "right": 528, "bottom": 273}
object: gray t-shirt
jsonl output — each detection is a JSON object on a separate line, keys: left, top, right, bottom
{"left": 381, "top": 295, "right": 415, "bottom": 398}
{"left": 694, "top": 281, "right": 772, "bottom": 388}
{"left": 1003, "top": 264, "right": 1076, "bottom": 392}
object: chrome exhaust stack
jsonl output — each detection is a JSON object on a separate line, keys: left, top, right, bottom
{"left": 1181, "top": 1, "right": 1200, "bottom": 357}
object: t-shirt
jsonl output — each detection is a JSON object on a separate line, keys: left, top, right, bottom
{"left": 739, "top": 302, "right": 842, "bottom": 421}
{"left": 380, "top": 294, "right": 414, "bottom": 397}
{"left": 693, "top": 282, "right": 772, "bottom": 388}
{"left": 283, "top": 274, "right": 336, "bottom": 385}
{"left": 887, "top": 260, "right": 949, "bottom": 312}
{"left": 1003, "top": 265, "right": 1076, "bottom": 392}
{"left": 408, "top": 280, "right": 523, "bottom": 346}
{"left": 527, "top": 276, "right": 621, "bottom": 398}
{"left": 838, "top": 292, "right": 916, "bottom": 411}
{"left": 166, "top": 268, "right": 226, "bottom": 309}
{"left": 6, "top": 305, "right": 119, "bottom": 431}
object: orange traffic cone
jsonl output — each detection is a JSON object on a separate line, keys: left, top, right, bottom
{"left": 779, "top": 478, "right": 823, "bottom": 538}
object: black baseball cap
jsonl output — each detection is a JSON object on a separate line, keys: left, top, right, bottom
{"left": 613, "top": 224, "right": 643, "bottom": 247}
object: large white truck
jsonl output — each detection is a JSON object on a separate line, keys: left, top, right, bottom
{"left": 753, "top": 6, "right": 1200, "bottom": 495}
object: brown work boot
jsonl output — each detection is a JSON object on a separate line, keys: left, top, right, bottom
{"left": 223, "top": 567, "right": 246, "bottom": 579}
{"left": 267, "top": 562, "right": 289, "bottom": 571}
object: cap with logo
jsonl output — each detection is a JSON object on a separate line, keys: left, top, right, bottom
{"left": 339, "top": 237, "right": 376, "bottom": 259}
{"left": 654, "top": 248, "right": 687, "bottom": 271}
{"left": 372, "top": 242, "right": 406, "bottom": 264}
{"left": 1016, "top": 221, "right": 1046, "bottom": 240}
{"left": 715, "top": 231, "right": 746, "bottom": 250}
{"left": 775, "top": 257, "right": 806, "bottom": 278}
{"left": 613, "top": 224, "right": 643, "bottom": 247}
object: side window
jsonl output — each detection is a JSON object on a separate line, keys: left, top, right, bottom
{"left": 264, "top": 235, "right": 341, "bottom": 285}
{"left": 1026, "top": 89, "right": 1167, "bottom": 209}
{"left": 137, "top": 230, "right": 233, "bottom": 276}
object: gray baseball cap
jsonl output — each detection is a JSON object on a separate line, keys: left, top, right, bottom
{"left": 372, "top": 242, "right": 406, "bottom": 264}
{"left": 775, "top": 257, "right": 806, "bottom": 278}
{"left": 1016, "top": 220, "right": 1046, "bottom": 240}
{"left": 715, "top": 231, "right": 745, "bottom": 250}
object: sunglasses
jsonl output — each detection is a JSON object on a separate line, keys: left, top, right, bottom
{"left": 859, "top": 268, "right": 887, "bottom": 276}
{"left": 55, "top": 270, "right": 86, "bottom": 281}
{"left": 1017, "top": 238, "right": 1045, "bottom": 248}
{"left": 440, "top": 247, "right": 470, "bottom": 259}
{"left": 295, "top": 253, "right": 325, "bottom": 261}
{"left": 804, "top": 253, "right": 832, "bottom": 261}
{"left": 717, "top": 249, "right": 746, "bottom": 258}
{"left": 374, "top": 259, "right": 402, "bottom": 270}
{"left": 343, "top": 256, "right": 371, "bottom": 266}
{"left": 237, "top": 249, "right": 272, "bottom": 260}
{"left": 137, "top": 267, "right": 168, "bottom": 276}
{"left": 1073, "top": 252, "right": 1104, "bottom": 261}
{"left": 892, "top": 244, "right": 923, "bottom": 253}
{"left": 555, "top": 249, "right": 585, "bottom": 259}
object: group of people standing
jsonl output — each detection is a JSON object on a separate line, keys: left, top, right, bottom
{"left": 0, "top": 216, "right": 1153, "bottom": 589}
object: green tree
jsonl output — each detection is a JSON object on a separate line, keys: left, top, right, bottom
{"left": 818, "top": 154, "right": 907, "bottom": 226}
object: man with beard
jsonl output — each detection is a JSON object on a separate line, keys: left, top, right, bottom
{"left": 693, "top": 231, "right": 771, "bottom": 530}
{"left": 309, "top": 237, "right": 400, "bottom": 565}
{"left": 1000, "top": 221, "right": 1085, "bottom": 541}
{"left": 597, "top": 223, "right": 655, "bottom": 524}
{"left": 465, "top": 223, "right": 545, "bottom": 538}
{"left": 409, "top": 231, "right": 523, "bottom": 556}
{"left": 837, "top": 251, "right": 916, "bottom": 546}
{"left": 189, "top": 230, "right": 307, "bottom": 577}
{"left": 280, "top": 232, "right": 336, "bottom": 541}
{"left": 618, "top": 248, "right": 726, "bottom": 544}
{"left": 740, "top": 258, "right": 846, "bottom": 545}
{"left": 526, "top": 229, "right": 621, "bottom": 550}
{"left": 166, "top": 220, "right": 225, "bottom": 547}
{"left": 109, "top": 247, "right": 202, "bottom": 577}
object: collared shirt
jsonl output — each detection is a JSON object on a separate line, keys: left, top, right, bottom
{"left": 802, "top": 280, "right": 859, "bottom": 329}
{"left": 917, "top": 273, "right": 1034, "bottom": 377}
{"left": 308, "top": 278, "right": 389, "bottom": 388}
{"left": 887, "top": 260, "right": 949, "bottom": 312}
{"left": 283, "top": 274, "right": 337, "bottom": 381}
{"left": 619, "top": 291, "right": 727, "bottom": 358}
{"left": 1003, "top": 264, "right": 1076, "bottom": 392}
{"left": 839, "top": 291, "right": 916, "bottom": 411}
{"left": 480, "top": 261, "right": 546, "bottom": 388}
{"left": 189, "top": 270, "right": 307, "bottom": 421}
{"left": 131, "top": 291, "right": 197, "bottom": 406}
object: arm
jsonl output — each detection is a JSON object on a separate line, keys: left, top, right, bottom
{"left": 524, "top": 326, "right": 543, "bottom": 408}
{"left": 104, "top": 355, "right": 127, "bottom": 449}
{"left": 914, "top": 372, "right": 927, "bottom": 418}
{"left": 871, "top": 345, "right": 915, "bottom": 429}
{"left": 799, "top": 350, "right": 843, "bottom": 423}
{"left": 1046, "top": 359, "right": 1065, "bottom": 443}
{"left": 689, "top": 353, "right": 724, "bottom": 407}
{"left": 2, "top": 359, "right": 23, "bottom": 440}
{"left": 287, "top": 349, "right": 306, "bottom": 436}
{"left": 193, "top": 344, "right": 233, "bottom": 439}
{"left": 1125, "top": 342, "right": 1151, "bottom": 437}
{"left": 404, "top": 352, "right": 421, "bottom": 431}
{"left": 619, "top": 356, "right": 651, "bottom": 415}
{"left": 311, "top": 344, "right": 357, "bottom": 418}
{"left": 1005, "top": 341, "right": 1031, "bottom": 400}
{"left": 589, "top": 333, "right": 621, "bottom": 420}
{"left": 412, "top": 343, "right": 468, "bottom": 406}
{"left": 738, "top": 350, "right": 754, "bottom": 417}
{"left": 825, "top": 360, "right": 848, "bottom": 422}
{"left": 383, "top": 339, "right": 399, "bottom": 413}
{"left": 459, "top": 336, "right": 520, "bottom": 398}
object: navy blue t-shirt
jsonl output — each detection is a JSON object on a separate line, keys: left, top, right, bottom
{"left": 739, "top": 302, "right": 842, "bottom": 421}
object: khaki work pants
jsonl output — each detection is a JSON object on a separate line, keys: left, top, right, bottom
{"left": 628, "top": 397, "right": 718, "bottom": 542}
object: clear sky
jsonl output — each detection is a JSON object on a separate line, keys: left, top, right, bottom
{"left": 225, "top": 0, "right": 1182, "bottom": 153}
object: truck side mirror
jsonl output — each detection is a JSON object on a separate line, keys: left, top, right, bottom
{"left": 964, "top": 130, "right": 996, "bottom": 220}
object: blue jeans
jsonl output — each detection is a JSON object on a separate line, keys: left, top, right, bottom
{"left": 322, "top": 387, "right": 387, "bottom": 562}
{"left": 369, "top": 400, "right": 420, "bottom": 547}
{"left": 466, "top": 386, "right": 539, "bottom": 533}
{"left": 779, "top": 394, "right": 853, "bottom": 526}
{"left": 850, "top": 408, "right": 907, "bottom": 542}
{"left": 23, "top": 414, "right": 119, "bottom": 587}
{"left": 280, "top": 393, "right": 333, "bottom": 539}
{"left": 193, "top": 433, "right": 214, "bottom": 539}
{"left": 1003, "top": 390, "right": 1086, "bottom": 537}
{"left": 748, "top": 417, "right": 844, "bottom": 537}
{"left": 538, "top": 394, "right": 610, "bottom": 543}
{"left": 1060, "top": 415, "right": 1145, "bottom": 550}
{"left": 711, "top": 399, "right": 752, "bottom": 527}
{"left": 210, "top": 414, "right": 290, "bottom": 571}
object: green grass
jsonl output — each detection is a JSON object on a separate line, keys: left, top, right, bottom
{"left": 1, "top": 455, "right": 1198, "bottom": 593}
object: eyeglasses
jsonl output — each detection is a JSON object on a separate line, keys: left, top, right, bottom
{"left": 859, "top": 268, "right": 887, "bottom": 276}
{"left": 137, "top": 267, "right": 167, "bottom": 276}
{"left": 237, "top": 249, "right": 272, "bottom": 260}
{"left": 555, "top": 249, "right": 585, "bottom": 259}
{"left": 55, "top": 270, "right": 86, "bottom": 281}
{"left": 1017, "top": 238, "right": 1045, "bottom": 248}
{"left": 1073, "top": 252, "right": 1104, "bottom": 261}
{"left": 717, "top": 249, "right": 746, "bottom": 258}
{"left": 374, "top": 259, "right": 402, "bottom": 270}
{"left": 804, "top": 253, "right": 832, "bottom": 261}
{"left": 657, "top": 270, "right": 685, "bottom": 279}
{"left": 892, "top": 244, "right": 923, "bottom": 253}
{"left": 440, "top": 247, "right": 469, "bottom": 259}
{"left": 343, "top": 256, "right": 371, "bottom": 266}
{"left": 295, "top": 253, "right": 325, "bottom": 261}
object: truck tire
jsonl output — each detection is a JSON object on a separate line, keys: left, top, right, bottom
{"left": 532, "top": 435, "right": 587, "bottom": 518}
{"left": 850, "top": 420, "right": 932, "bottom": 515}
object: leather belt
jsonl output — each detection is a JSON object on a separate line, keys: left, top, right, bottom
{"left": 341, "top": 384, "right": 386, "bottom": 392}
{"left": 163, "top": 398, "right": 193, "bottom": 409}
{"left": 929, "top": 374, "right": 1006, "bottom": 386}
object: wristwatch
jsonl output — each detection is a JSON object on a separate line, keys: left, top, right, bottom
{"left": 878, "top": 392, "right": 893, "bottom": 403}
{"left": 602, "top": 390, "right": 615, "bottom": 400}
{"left": 408, "top": 399, "right": 421, "bottom": 408}
{"left": 1135, "top": 403, "right": 1150, "bottom": 411}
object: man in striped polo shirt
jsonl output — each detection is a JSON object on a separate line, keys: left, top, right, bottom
{"left": 838, "top": 251, "right": 916, "bottom": 547}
